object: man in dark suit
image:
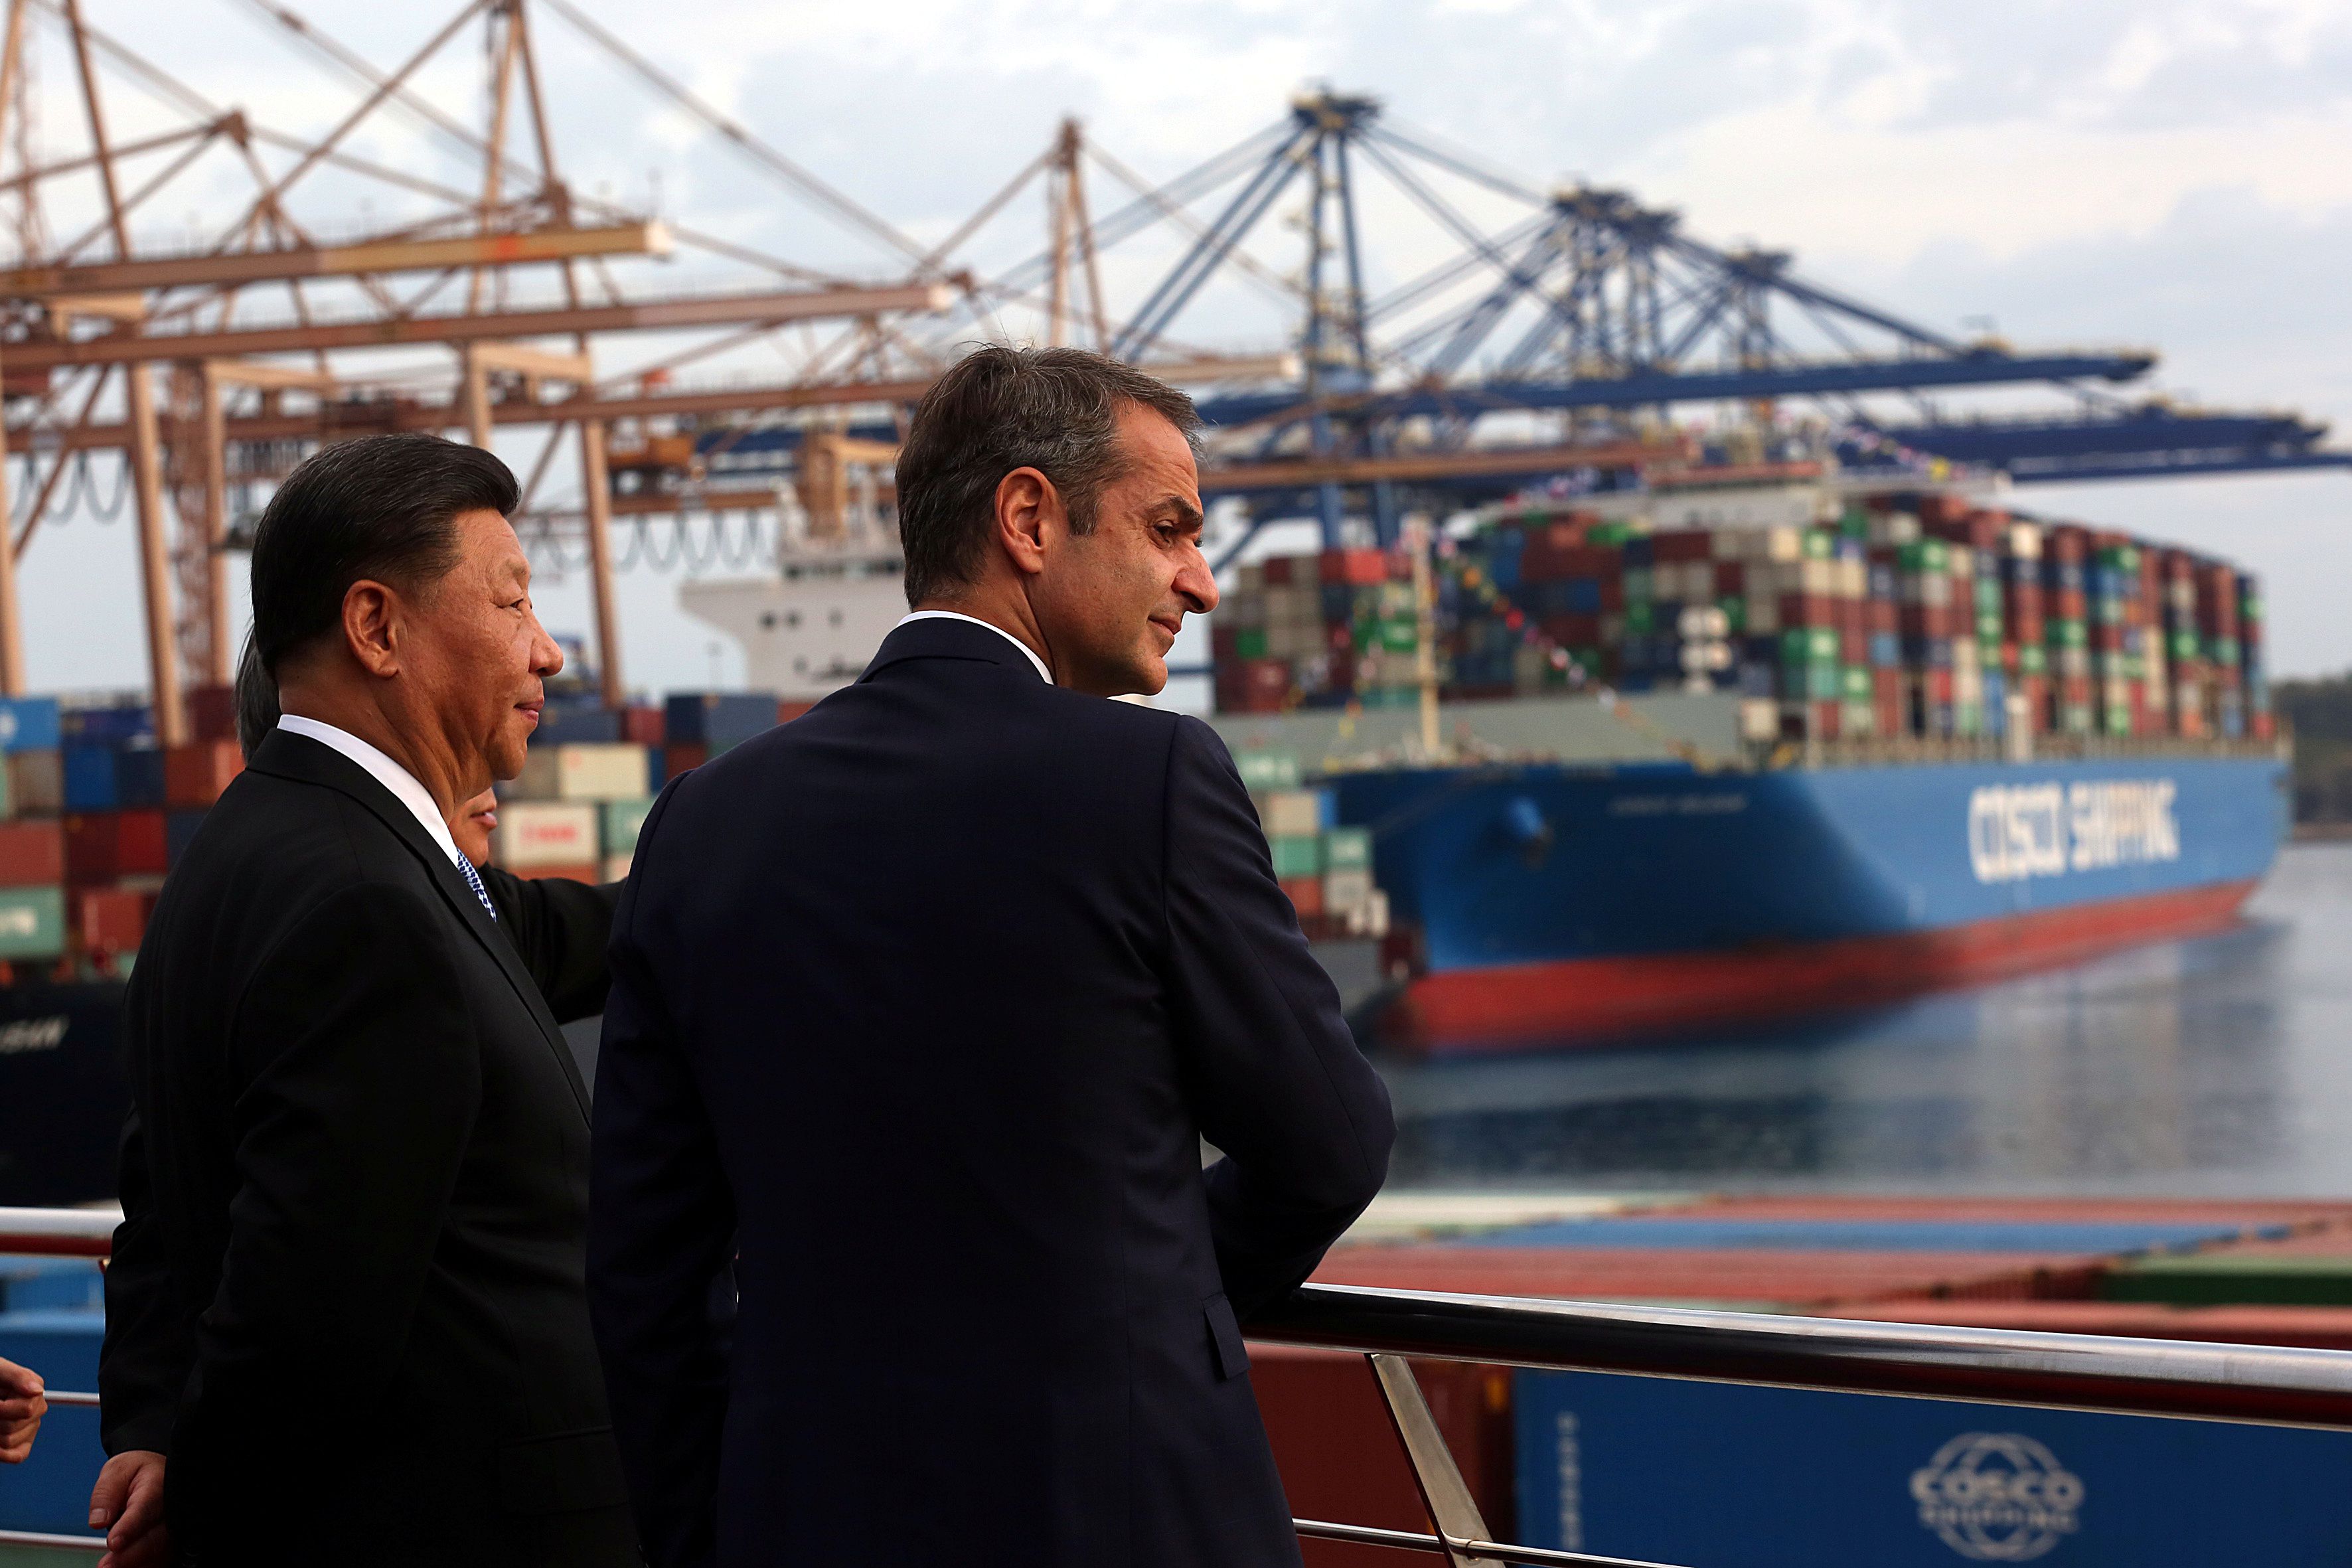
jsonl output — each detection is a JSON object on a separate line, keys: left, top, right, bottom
{"left": 94, "top": 433, "right": 639, "bottom": 1568}
{"left": 590, "top": 347, "right": 1394, "bottom": 1568}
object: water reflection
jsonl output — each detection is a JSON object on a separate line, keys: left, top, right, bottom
{"left": 1381, "top": 844, "right": 2352, "bottom": 1195}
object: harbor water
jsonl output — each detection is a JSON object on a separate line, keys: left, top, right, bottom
{"left": 1383, "top": 840, "right": 2352, "bottom": 1196}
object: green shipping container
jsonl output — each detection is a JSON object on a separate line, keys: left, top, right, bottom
{"left": 1376, "top": 618, "right": 1419, "bottom": 653}
{"left": 1841, "top": 666, "right": 1871, "bottom": 700}
{"left": 1269, "top": 834, "right": 1324, "bottom": 879}
{"left": 1718, "top": 595, "right": 1746, "bottom": 633}
{"left": 1806, "top": 665, "right": 1841, "bottom": 702}
{"left": 1801, "top": 530, "right": 1834, "bottom": 560}
{"left": 1624, "top": 602, "right": 1654, "bottom": 635}
{"left": 1896, "top": 539, "right": 1950, "bottom": 574}
{"left": 1324, "top": 826, "right": 1373, "bottom": 872}
{"left": 2018, "top": 644, "right": 2047, "bottom": 674}
{"left": 1236, "top": 751, "right": 1302, "bottom": 793}
{"left": 1233, "top": 627, "right": 1269, "bottom": 660}
{"left": 0, "top": 886, "right": 65, "bottom": 959}
{"left": 1621, "top": 568, "right": 1653, "bottom": 603}
{"left": 600, "top": 798, "right": 655, "bottom": 858}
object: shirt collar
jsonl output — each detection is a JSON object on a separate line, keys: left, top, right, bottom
{"left": 894, "top": 610, "right": 1052, "bottom": 683}
{"left": 275, "top": 714, "right": 468, "bottom": 872}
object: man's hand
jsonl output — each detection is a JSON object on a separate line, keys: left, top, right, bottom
{"left": 90, "top": 1449, "right": 171, "bottom": 1568}
{"left": 0, "top": 1357, "right": 43, "bottom": 1462}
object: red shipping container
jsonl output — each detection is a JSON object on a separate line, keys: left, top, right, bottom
{"left": 777, "top": 702, "right": 813, "bottom": 725}
{"left": 1597, "top": 579, "right": 1624, "bottom": 613}
{"left": 663, "top": 741, "right": 710, "bottom": 778}
{"left": 1877, "top": 698, "right": 1905, "bottom": 738}
{"left": 1654, "top": 530, "right": 1713, "bottom": 563}
{"left": 164, "top": 740, "right": 243, "bottom": 809}
{"left": 65, "top": 811, "right": 168, "bottom": 884}
{"left": 1840, "top": 626, "right": 1866, "bottom": 664}
{"left": 76, "top": 888, "right": 148, "bottom": 957}
{"left": 1917, "top": 494, "right": 1969, "bottom": 526}
{"left": 1926, "top": 668, "right": 1955, "bottom": 704}
{"left": 1319, "top": 548, "right": 1387, "bottom": 587}
{"left": 1251, "top": 1348, "right": 1516, "bottom": 1567}
{"left": 1715, "top": 562, "right": 1746, "bottom": 596}
{"left": 1263, "top": 555, "right": 1298, "bottom": 587}
{"left": 513, "top": 863, "right": 599, "bottom": 884}
{"left": 1811, "top": 700, "right": 1841, "bottom": 740}
{"left": 1282, "top": 876, "right": 1325, "bottom": 919}
{"left": 0, "top": 821, "right": 64, "bottom": 887}
{"left": 621, "top": 706, "right": 666, "bottom": 746}
{"left": 186, "top": 684, "right": 238, "bottom": 744}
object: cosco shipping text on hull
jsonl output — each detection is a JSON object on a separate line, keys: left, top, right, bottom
{"left": 1331, "top": 755, "right": 2286, "bottom": 1051}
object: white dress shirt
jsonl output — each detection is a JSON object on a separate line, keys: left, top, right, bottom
{"left": 894, "top": 611, "right": 1051, "bottom": 684}
{"left": 275, "top": 714, "right": 469, "bottom": 872}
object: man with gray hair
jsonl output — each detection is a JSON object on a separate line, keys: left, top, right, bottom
{"left": 589, "top": 345, "right": 1394, "bottom": 1567}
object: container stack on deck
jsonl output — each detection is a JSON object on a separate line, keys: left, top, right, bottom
{"left": 485, "top": 690, "right": 806, "bottom": 883}
{"left": 1210, "top": 495, "right": 2273, "bottom": 748}
{"left": 0, "top": 692, "right": 245, "bottom": 980}
{"left": 1233, "top": 751, "right": 1390, "bottom": 940}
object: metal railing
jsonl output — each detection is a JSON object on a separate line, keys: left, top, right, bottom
{"left": 11, "top": 1210, "right": 2352, "bottom": 1564}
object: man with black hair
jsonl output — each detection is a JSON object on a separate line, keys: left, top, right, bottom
{"left": 590, "top": 347, "right": 1392, "bottom": 1567}
{"left": 94, "top": 433, "right": 639, "bottom": 1568}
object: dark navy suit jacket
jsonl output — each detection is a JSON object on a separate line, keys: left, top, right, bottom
{"left": 588, "top": 615, "right": 1395, "bottom": 1568}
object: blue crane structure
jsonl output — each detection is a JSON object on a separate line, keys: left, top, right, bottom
{"left": 1142, "top": 94, "right": 2346, "bottom": 535}
{"left": 680, "top": 90, "right": 2347, "bottom": 548}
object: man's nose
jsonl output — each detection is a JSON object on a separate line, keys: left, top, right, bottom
{"left": 530, "top": 614, "right": 564, "bottom": 676}
{"left": 1176, "top": 548, "right": 1219, "bottom": 615}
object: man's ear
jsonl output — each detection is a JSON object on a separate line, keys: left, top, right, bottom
{"left": 994, "top": 467, "right": 1061, "bottom": 579}
{"left": 341, "top": 579, "right": 402, "bottom": 678}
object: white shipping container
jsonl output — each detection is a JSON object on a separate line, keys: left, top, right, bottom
{"left": 1261, "top": 789, "right": 1327, "bottom": 838}
{"left": 1324, "top": 868, "right": 1374, "bottom": 917}
{"left": 1739, "top": 698, "right": 1780, "bottom": 742}
{"left": 1834, "top": 558, "right": 1867, "bottom": 597}
{"left": 493, "top": 801, "right": 599, "bottom": 868}
{"left": 1761, "top": 526, "right": 1805, "bottom": 563}
{"left": 2008, "top": 522, "right": 2043, "bottom": 560}
{"left": 512, "top": 743, "right": 650, "bottom": 803}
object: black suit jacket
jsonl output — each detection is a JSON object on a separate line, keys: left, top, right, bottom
{"left": 589, "top": 617, "right": 1395, "bottom": 1568}
{"left": 480, "top": 864, "right": 622, "bottom": 1026}
{"left": 99, "top": 730, "right": 638, "bottom": 1567}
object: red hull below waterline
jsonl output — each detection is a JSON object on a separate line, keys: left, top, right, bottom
{"left": 1387, "top": 879, "right": 2260, "bottom": 1055}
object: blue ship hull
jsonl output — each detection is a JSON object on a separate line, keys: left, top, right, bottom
{"left": 1325, "top": 753, "right": 2288, "bottom": 1050}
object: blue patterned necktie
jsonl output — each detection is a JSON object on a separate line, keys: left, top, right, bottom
{"left": 457, "top": 855, "right": 499, "bottom": 921}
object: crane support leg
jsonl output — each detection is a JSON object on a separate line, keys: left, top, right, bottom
{"left": 575, "top": 415, "right": 624, "bottom": 708}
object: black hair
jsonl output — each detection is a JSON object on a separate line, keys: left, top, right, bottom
{"left": 894, "top": 345, "right": 1200, "bottom": 605}
{"left": 244, "top": 431, "right": 518, "bottom": 694}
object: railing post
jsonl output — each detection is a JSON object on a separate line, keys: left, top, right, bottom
{"left": 1367, "top": 1352, "right": 1507, "bottom": 1568}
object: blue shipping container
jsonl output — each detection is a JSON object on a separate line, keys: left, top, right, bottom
{"left": 60, "top": 745, "right": 118, "bottom": 812}
{"left": 1515, "top": 1369, "right": 2352, "bottom": 1567}
{"left": 113, "top": 746, "right": 165, "bottom": 809}
{"left": 62, "top": 707, "right": 151, "bottom": 745}
{"left": 664, "top": 692, "right": 778, "bottom": 749}
{"left": 0, "top": 698, "right": 61, "bottom": 754}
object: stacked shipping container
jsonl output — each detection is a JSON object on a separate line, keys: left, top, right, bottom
{"left": 1235, "top": 751, "right": 1391, "bottom": 941}
{"left": 1209, "top": 495, "right": 2274, "bottom": 748}
{"left": 0, "top": 692, "right": 244, "bottom": 977}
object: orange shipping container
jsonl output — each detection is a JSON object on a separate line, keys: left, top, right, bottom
{"left": 164, "top": 740, "right": 243, "bottom": 809}
{"left": 1281, "top": 876, "right": 1325, "bottom": 919}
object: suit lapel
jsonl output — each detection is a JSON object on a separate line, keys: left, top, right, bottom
{"left": 250, "top": 730, "right": 593, "bottom": 1121}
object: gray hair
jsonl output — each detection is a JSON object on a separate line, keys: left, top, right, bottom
{"left": 893, "top": 345, "right": 1201, "bottom": 605}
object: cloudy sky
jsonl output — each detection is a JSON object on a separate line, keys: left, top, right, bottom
{"left": 13, "top": 0, "right": 2352, "bottom": 697}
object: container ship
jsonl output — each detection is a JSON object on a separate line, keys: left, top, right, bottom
{"left": 1200, "top": 487, "right": 2286, "bottom": 1053}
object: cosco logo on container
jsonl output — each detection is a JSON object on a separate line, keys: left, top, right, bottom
{"left": 1968, "top": 780, "right": 2179, "bottom": 884}
{"left": 1910, "top": 1433, "right": 2084, "bottom": 1561}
